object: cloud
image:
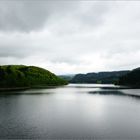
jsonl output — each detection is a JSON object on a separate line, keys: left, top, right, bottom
{"left": 0, "top": 0, "right": 80, "bottom": 32}
{"left": 0, "top": 1, "right": 140, "bottom": 74}
{"left": 0, "top": 1, "right": 47, "bottom": 32}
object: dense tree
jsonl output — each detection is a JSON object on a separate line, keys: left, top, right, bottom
{"left": 118, "top": 68, "right": 140, "bottom": 87}
{"left": 70, "top": 71, "right": 129, "bottom": 84}
{"left": 0, "top": 65, "right": 67, "bottom": 88}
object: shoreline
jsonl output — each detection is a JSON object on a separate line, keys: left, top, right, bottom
{"left": 0, "top": 84, "right": 67, "bottom": 92}
{"left": 0, "top": 87, "right": 30, "bottom": 91}
{"left": 0, "top": 83, "right": 140, "bottom": 92}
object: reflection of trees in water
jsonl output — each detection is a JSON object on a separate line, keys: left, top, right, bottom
{"left": 88, "top": 90, "right": 140, "bottom": 100}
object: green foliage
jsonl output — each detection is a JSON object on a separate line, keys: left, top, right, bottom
{"left": 0, "top": 65, "right": 67, "bottom": 88}
{"left": 118, "top": 67, "right": 140, "bottom": 87}
{"left": 70, "top": 71, "right": 129, "bottom": 84}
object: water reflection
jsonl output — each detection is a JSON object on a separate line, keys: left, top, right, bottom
{"left": 89, "top": 90, "right": 140, "bottom": 100}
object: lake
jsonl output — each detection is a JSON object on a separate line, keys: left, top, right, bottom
{"left": 0, "top": 84, "right": 140, "bottom": 139}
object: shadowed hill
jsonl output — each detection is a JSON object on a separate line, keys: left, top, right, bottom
{"left": 0, "top": 65, "right": 67, "bottom": 89}
{"left": 118, "top": 67, "right": 140, "bottom": 87}
{"left": 70, "top": 71, "right": 129, "bottom": 84}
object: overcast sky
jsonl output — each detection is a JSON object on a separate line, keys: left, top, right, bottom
{"left": 0, "top": 0, "right": 140, "bottom": 74}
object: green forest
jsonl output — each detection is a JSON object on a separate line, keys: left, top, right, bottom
{"left": 118, "top": 68, "right": 140, "bottom": 87}
{"left": 0, "top": 65, "right": 67, "bottom": 89}
{"left": 0, "top": 65, "right": 140, "bottom": 89}
{"left": 70, "top": 71, "right": 129, "bottom": 84}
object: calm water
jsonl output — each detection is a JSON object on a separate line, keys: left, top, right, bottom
{"left": 0, "top": 84, "right": 140, "bottom": 139}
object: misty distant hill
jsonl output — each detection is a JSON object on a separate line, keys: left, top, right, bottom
{"left": 118, "top": 67, "right": 140, "bottom": 87}
{"left": 58, "top": 74, "right": 75, "bottom": 82}
{"left": 0, "top": 65, "right": 67, "bottom": 90}
{"left": 70, "top": 71, "right": 129, "bottom": 84}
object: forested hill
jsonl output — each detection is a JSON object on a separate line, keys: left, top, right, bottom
{"left": 0, "top": 65, "right": 67, "bottom": 89}
{"left": 70, "top": 71, "right": 129, "bottom": 84}
{"left": 118, "top": 67, "right": 140, "bottom": 87}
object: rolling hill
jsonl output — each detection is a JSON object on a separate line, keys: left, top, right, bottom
{"left": 70, "top": 71, "right": 129, "bottom": 84}
{"left": 0, "top": 65, "right": 67, "bottom": 89}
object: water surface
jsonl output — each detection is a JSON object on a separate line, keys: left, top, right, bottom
{"left": 0, "top": 84, "right": 140, "bottom": 139}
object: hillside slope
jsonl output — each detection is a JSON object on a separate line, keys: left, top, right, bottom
{"left": 70, "top": 71, "right": 129, "bottom": 84}
{"left": 118, "top": 67, "right": 140, "bottom": 87}
{"left": 0, "top": 65, "right": 67, "bottom": 89}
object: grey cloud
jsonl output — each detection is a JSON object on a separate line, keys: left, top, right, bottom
{"left": 76, "top": 1, "right": 111, "bottom": 27}
{"left": 0, "top": 0, "right": 109, "bottom": 33}
{"left": 47, "top": 1, "right": 111, "bottom": 37}
{"left": 0, "top": 1, "right": 50, "bottom": 32}
{"left": 0, "top": 1, "right": 82, "bottom": 32}
{"left": 0, "top": 45, "right": 30, "bottom": 58}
